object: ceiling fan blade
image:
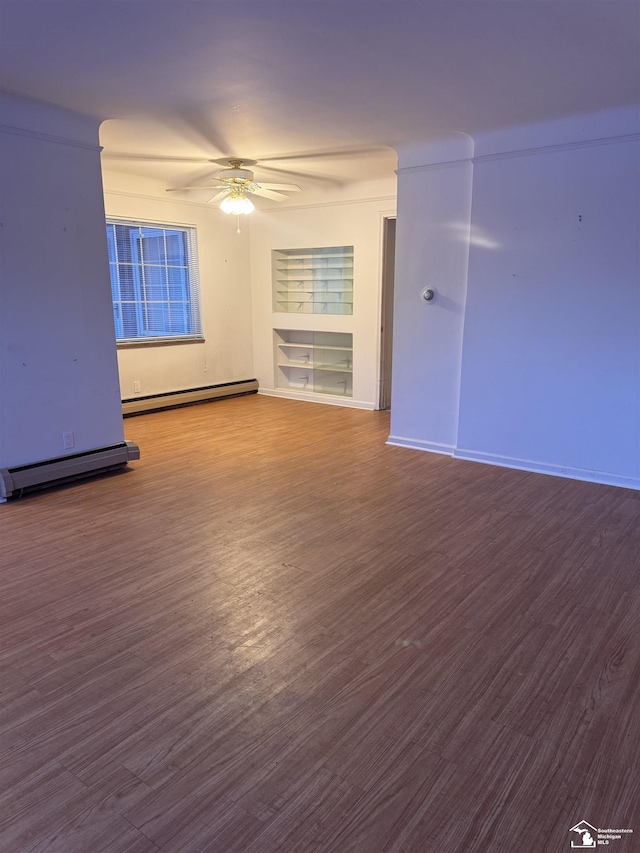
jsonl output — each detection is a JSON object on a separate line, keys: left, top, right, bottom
{"left": 103, "top": 153, "right": 213, "bottom": 163}
{"left": 250, "top": 187, "right": 290, "bottom": 201}
{"left": 165, "top": 182, "right": 225, "bottom": 192}
{"left": 258, "top": 145, "right": 393, "bottom": 163}
{"left": 251, "top": 164, "right": 344, "bottom": 187}
{"left": 257, "top": 182, "right": 302, "bottom": 192}
{"left": 207, "top": 189, "right": 231, "bottom": 203}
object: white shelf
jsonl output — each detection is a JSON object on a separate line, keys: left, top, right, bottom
{"left": 277, "top": 287, "right": 353, "bottom": 291}
{"left": 278, "top": 363, "right": 352, "bottom": 372}
{"left": 275, "top": 254, "right": 353, "bottom": 262}
{"left": 276, "top": 297, "right": 352, "bottom": 304}
{"left": 278, "top": 343, "right": 351, "bottom": 351}
{"left": 275, "top": 302, "right": 352, "bottom": 315}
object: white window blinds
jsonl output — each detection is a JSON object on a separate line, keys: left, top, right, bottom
{"left": 106, "top": 220, "right": 202, "bottom": 343}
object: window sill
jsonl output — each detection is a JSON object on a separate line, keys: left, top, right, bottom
{"left": 117, "top": 337, "right": 205, "bottom": 350}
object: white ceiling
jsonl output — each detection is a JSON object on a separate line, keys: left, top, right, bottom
{"left": 1, "top": 0, "right": 638, "bottom": 191}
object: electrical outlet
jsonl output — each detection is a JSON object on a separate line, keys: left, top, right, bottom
{"left": 63, "top": 431, "right": 75, "bottom": 450}
{"left": 133, "top": 380, "right": 141, "bottom": 394}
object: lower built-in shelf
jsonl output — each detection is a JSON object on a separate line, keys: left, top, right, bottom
{"left": 274, "top": 330, "right": 353, "bottom": 398}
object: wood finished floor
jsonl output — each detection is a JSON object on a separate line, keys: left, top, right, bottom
{"left": 1, "top": 394, "right": 639, "bottom": 853}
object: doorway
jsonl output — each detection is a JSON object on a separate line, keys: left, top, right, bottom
{"left": 379, "top": 217, "right": 396, "bottom": 410}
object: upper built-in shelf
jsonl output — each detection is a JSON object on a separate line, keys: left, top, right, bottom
{"left": 273, "top": 246, "right": 354, "bottom": 315}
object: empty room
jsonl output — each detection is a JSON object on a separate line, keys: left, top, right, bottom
{"left": 1, "top": 2, "right": 639, "bottom": 851}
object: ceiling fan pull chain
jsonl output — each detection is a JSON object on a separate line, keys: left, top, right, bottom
{"left": 236, "top": 215, "right": 241, "bottom": 235}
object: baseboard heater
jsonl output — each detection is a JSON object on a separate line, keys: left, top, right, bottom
{"left": 0, "top": 441, "right": 140, "bottom": 502}
{"left": 122, "top": 379, "right": 258, "bottom": 417}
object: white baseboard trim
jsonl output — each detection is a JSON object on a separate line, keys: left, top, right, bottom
{"left": 386, "top": 435, "right": 455, "bottom": 456}
{"left": 258, "top": 388, "right": 375, "bottom": 410}
{"left": 453, "top": 448, "right": 640, "bottom": 491}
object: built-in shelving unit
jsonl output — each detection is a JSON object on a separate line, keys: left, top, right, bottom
{"left": 273, "top": 246, "right": 354, "bottom": 315}
{"left": 274, "top": 330, "right": 353, "bottom": 398}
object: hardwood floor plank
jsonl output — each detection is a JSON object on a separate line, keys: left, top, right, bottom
{"left": 0, "top": 761, "right": 90, "bottom": 851}
{"left": 241, "top": 765, "right": 364, "bottom": 853}
{"left": 155, "top": 799, "right": 263, "bottom": 853}
{"left": 24, "top": 767, "right": 158, "bottom": 853}
{"left": 321, "top": 745, "right": 453, "bottom": 853}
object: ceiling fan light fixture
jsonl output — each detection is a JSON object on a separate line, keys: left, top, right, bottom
{"left": 220, "top": 190, "right": 255, "bottom": 215}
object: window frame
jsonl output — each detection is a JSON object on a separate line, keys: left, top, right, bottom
{"left": 106, "top": 217, "right": 203, "bottom": 346}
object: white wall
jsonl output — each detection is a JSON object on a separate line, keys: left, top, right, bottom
{"left": 101, "top": 169, "right": 254, "bottom": 399}
{"left": 249, "top": 178, "right": 397, "bottom": 409}
{"left": 456, "top": 135, "right": 640, "bottom": 486}
{"left": 389, "top": 137, "right": 473, "bottom": 451}
{"left": 0, "top": 93, "right": 125, "bottom": 469}
{"left": 390, "top": 108, "right": 640, "bottom": 490}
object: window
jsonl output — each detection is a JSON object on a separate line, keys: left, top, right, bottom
{"left": 106, "top": 219, "right": 202, "bottom": 343}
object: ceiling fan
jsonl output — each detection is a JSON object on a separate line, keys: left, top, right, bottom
{"left": 166, "top": 158, "right": 302, "bottom": 215}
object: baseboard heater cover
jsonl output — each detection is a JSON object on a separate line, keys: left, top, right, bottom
{"left": 0, "top": 441, "right": 140, "bottom": 501}
{"left": 122, "top": 379, "right": 258, "bottom": 416}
